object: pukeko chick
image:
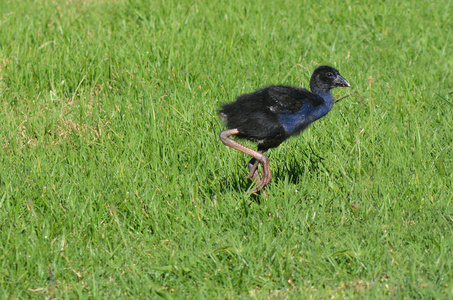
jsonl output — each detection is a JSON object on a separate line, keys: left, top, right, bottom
{"left": 218, "top": 65, "right": 350, "bottom": 194}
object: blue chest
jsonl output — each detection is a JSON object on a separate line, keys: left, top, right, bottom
{"left": 278, "top": 91, "right": 334, "bottom": 135}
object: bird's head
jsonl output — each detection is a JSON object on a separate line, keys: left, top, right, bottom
{"left": 310, "top": 65, "right": 350, "bottom": 92}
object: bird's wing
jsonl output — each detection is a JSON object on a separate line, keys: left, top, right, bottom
{"left": 267, "top": 86, "right": 323, "bottom": 114}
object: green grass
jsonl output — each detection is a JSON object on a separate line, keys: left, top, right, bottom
{"left": 1, "top": 0, "right": 452, "bottom": 298}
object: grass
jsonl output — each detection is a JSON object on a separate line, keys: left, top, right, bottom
{"left": 0, "top": 0, "right": 452, "bottom": 298}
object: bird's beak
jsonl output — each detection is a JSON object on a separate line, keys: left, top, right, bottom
{"left": 335, "top": 75, "right": 350, "bottom": 88}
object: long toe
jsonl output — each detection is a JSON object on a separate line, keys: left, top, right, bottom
{"left": 248, "top": 170, "right": 271, "bottom": 194}
{"left": 246, "top": 160, "right": 260, "bottom": 179}
{"left": 253, "top": 175, "right": 271, "bottom": 193}
{"left": 254, "top": 158, "right": 272, "bottom": 193}
{"left": 247, "top": 178, "right": 264, "bottom": 194}
{"left": 246, "top": 169, "right": 260, "bottom": 181}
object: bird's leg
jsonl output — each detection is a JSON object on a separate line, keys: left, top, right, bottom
{"left": 219, "top": 129, "right": 272, "bottom": 194}
{"left": 246, "top": 157, "right": 260, "bottom": 182}
{"left": 247, "top": 147, "right": 268, "bottom": 182}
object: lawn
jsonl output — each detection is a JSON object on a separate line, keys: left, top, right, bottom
{"left": 1, "top": 0, "right": 452, "bottom": 298}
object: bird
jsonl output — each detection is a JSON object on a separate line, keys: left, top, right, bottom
{"left": 218, "top": 65, "right": 350, "bottom": 194}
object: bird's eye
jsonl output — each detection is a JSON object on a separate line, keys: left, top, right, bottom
{"left": 327, "top": 72, "right": 334, "bottom": 77}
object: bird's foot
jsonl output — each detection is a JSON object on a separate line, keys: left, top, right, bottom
{"left": 246, "top": 157, "right": 271, "bottom": 194}
{"left": 246, "top": 163, "right": 261, "bottom": 193}
{"left": 245, "top": 169, "right": 262, "bottom": 195}
{"left": 246, "top": 160, "right": 260, "bottom": 180}
{"left": 246, "top": 169, "right": 260, "bottom": 181}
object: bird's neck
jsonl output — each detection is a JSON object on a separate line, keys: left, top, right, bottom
{"left": 311, "top": 87, "right": 334, "bottom": 110}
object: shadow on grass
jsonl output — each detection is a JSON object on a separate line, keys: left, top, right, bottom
{"left": 272, "top": 145, "right": 325, "bottom": 185}
{"left": 214, "top": 145, "right": 325, "bottom": 201}
{"left": 214, "top": 174, "right": 263, "bottom": 203}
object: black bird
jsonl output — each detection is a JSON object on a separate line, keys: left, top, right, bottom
{"left": 218, "top": 65, "right": 350, "bottom": 193}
